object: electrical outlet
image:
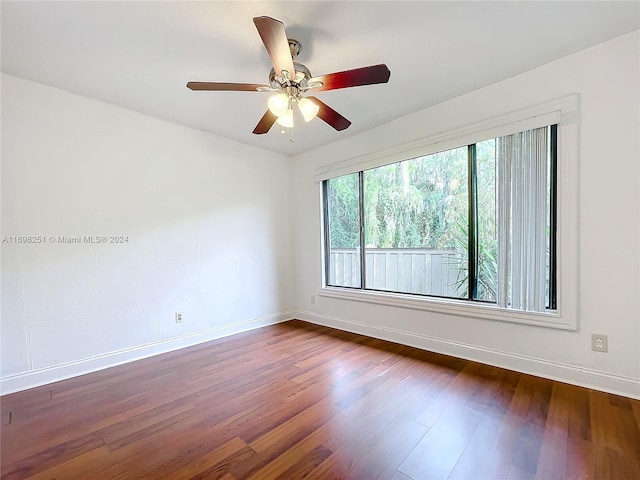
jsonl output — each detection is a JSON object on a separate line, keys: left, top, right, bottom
{"left": 591, "top": 334, "right": 608, "bottom": 352}
{"left": 175, "top": 312, "right": 184, "bottom": 324}
{"left": 310, "top": 295, "right": 316, "bottom": 305}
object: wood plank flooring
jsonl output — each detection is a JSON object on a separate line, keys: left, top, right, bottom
{"left": 1, "top": 320, "right": 639, "bottom": 479}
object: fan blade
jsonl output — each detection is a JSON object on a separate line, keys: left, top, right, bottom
{"left": 253, "top": 110, "right": 278, "bottom": 135}
{"left": 306, "top": 96, "right": 351, "bottom": 131}
{"left": 187, "top": 82, "right": 270, "bottom": 92}
{"left": 309, "top": 64, "right": 391, "bottom": 91}
{"left": 253, "top": 16, "right": 295, "bottom": 80}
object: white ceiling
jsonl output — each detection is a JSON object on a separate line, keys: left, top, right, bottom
{"left": 2, "top": 1, "right": 638, "bottom": 156}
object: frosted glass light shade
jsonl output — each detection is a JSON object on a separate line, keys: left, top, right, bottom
{"left": 276, "top": 108, "right": 294, "bottom": 128}
{"left": 298, "top": 97, "right": 319, "bottom": 122}
{"left": 268, "top": 93, "right": 289, "bottom": 117}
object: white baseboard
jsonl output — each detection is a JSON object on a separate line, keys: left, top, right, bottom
{"left": 0, "top": 311, "right": 294, "bottom": 395}
{"left": 296, "top": 310, "right": 640, "bottom": 400}
{"left": 5, "top": 310, "right": 638, "bottom": 400}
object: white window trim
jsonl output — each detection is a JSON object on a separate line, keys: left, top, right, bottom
{"left": 316, "top": 94, "right": 579, "bottom": 331}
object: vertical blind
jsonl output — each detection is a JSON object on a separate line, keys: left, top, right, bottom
{"left": 497, "top": 127, "right": 549, "bottom": 312}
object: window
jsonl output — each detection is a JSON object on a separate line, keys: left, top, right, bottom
{"left": 323, "top": 125, "right": 557, "bottom": 314}
{"left": 324, "top": 173, "right": 361, "bottom": 288}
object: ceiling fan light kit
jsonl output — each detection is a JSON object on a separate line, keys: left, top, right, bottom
{"left": 276, "top": 107, "right": 294, "bottom": 128}
{"left": 267, "top": 92, "right": 289, "bottom": 117}
{"left": 186, "top": 16, "right": 391, "bottom": 137}
{"left": 298, "top": 97, "right": 320, "bottom": 122}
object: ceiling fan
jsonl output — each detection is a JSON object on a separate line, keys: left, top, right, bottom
{"left": 186, "top": 16, "right": 391, "bottom": 135}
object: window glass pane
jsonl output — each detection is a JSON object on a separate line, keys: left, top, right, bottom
{"left": 476, "top": 139, "right": 498, "bottom": 302}
{"left": 363, "top": 147, "right": 468, "bottom": 297}
{"left": 326, "top": 173, "right": 361, "bottom": 288}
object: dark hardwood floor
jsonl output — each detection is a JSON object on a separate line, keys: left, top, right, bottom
{"left": 1, "top": 320, "right": 639, "bottom": 479}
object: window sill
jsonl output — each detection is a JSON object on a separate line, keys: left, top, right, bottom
{"left": 319, "top": 286, "right": 576, "bottom": 330}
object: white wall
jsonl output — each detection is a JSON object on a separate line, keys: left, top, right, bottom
{"left": 1, "top": 74, "right": 293, "bottom": 392}
{"left": 290, "top": 31, "right": 640, "bottom": 398}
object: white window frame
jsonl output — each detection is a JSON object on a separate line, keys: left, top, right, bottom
{"left": 316, "top": 95, "right": 579, "bottom": 330}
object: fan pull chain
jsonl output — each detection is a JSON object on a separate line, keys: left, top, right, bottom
{"left": 290, "top": 127, "right": 295, "bottom": 143}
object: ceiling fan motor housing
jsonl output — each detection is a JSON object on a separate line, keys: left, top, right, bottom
{"left": 269, "top": 61, "right": 312, "bottom": 91}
